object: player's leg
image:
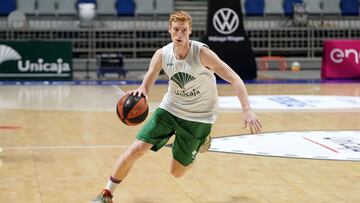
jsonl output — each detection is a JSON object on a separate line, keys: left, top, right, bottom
{"left": 199, "top": 134, "right": 211, "bottom": 153}
{"left": 111, "top": 108, "right": 174, "bottom": 183}
{"left": 170, "top": 119, "right": 212, "bottom": 178}
{"left": 92, "top": 108, "right": 175, "bottom": 203}
{"left": 170, "top": 158, "right": 193, "bottom": 178}
{"left": 92, "top": 140, "right": 152, "bottom": 203}
{"left": 111, "top": 139, "right": 153, "bottom": 180}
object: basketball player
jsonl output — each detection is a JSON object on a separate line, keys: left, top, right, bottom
{"left": 92, "top": 10, "right": 262, "bottom": 203}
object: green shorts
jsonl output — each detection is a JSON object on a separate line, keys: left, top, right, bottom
{"left": 136, "top": 108, "right": 212, "bottom": 166}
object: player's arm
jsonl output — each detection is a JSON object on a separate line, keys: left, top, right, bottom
{"left": 127, "top": 48, "right": 163, "bottom": 99}
{"left": 199, "top": 47, "right": 262, "bottom": 134}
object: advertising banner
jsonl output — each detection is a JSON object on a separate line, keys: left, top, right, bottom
{"left": 321, "top": 40, "right": 360, "bottom": 79}
{"left": 0, "top": 41, "right": 73, "bottom": 80}
{"left": 203, "top": 0, "right": 257, "bottom": 80}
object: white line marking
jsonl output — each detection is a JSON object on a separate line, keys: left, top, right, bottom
{"left": 1, "top": 145, "right": 129, "bottom": 150}
{"left": 112, "top": 85, "right": 125, "bottom": 95}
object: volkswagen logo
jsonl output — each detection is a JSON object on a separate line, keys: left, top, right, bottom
{"left": 212, "top": 8, "right": 239, "bottom": 35}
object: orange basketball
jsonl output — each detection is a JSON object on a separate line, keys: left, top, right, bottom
{"left": 116, "top": 94, "right": 149, "bottom": 126}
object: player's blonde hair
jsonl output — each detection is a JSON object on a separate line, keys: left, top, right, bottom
{"left": 168, "top": 10, "right": 192, "bottom": 29}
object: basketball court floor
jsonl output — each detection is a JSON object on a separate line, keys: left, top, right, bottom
{"left": 0, "top": 79, "right": 359, "bottom": 203}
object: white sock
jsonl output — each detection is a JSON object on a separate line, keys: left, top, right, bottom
{"left": 105, "top": 176, "right": 121, "bottom": 194}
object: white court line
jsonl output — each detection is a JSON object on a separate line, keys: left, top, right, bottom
{"left": 112, "top": 85, "right": 125, "bottom": 95}
{"left": 1, "top": 145, "right": 129, "bottom": 150}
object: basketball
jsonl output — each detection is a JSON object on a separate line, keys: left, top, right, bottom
{"left": 116, "top": 94, "right": 149, "bottom": 126}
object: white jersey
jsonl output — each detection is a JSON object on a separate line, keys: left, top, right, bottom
{"left": 159, "top": 40, "right": 219, "bottom": 124}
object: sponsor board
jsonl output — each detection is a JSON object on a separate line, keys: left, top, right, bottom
{"left": 219, "top": 95, "right": 360, "bottom": 110}
{"left": 205, "top": 0, "right": 257, "bottom": 80}
{"left": 321, "top": 40, "right": 360, "bottom": 79}
{"left": 209, "top": 131, "right": 360, "bottom": 161}
{"left": 0, "top": 41, "right": 72, "bottom": 80}
{"left": 210, "top": 8, "right": 242, "bottom": 42}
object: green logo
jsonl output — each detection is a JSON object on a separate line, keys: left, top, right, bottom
{"left": 170, "top": 72, "right": 195, "bottom": 89}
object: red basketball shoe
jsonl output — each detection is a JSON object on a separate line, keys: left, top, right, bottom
{"left": 92, "top": 189, "right": 113, "bottom": 203}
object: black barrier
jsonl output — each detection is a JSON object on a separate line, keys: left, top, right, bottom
{"left": 0, "top": 41, "right": 73, "bottom": 81}
{"left": 202, "top": 0, "right": 257, "bottom": 80}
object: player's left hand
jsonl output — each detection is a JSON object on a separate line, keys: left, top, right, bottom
{"left": 242, "top": 110, "right": 262, "bottom": 134}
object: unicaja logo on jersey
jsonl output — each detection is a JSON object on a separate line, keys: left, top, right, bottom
{"left": 171, "top": 72, "right": 200, "bottom": 97}
{"left": 212, "top": 8, "right": 239, "bottom": 35}
{"left": 171, "top": 72, "right": 195, "bottom": 89}
{"left": 0, "top": 45, "right": 21, "bottom": 65}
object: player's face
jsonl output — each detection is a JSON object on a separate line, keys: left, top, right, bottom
{"left": 169, "top": 21, "right": 192, "bottom": 46}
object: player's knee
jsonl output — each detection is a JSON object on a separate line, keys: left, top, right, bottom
{"left": 170, "top": 159, "right": 191, "bottom": 178}
{"left": 125, "top": 145, "right": 147, "bottom": 161}
{"left": 131, "top": 148, "right": 146, "bottom": 159}
{"left": 170, "top": 168, "right": 185, "bottom": 178}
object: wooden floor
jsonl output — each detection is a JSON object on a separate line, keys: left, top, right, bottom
{"left": 0, "top": 83, "right": 359, "bottom": 203}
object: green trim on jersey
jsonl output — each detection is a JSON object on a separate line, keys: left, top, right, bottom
{"left": 136, "top": 108, "right": 212, "bottom": 166}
